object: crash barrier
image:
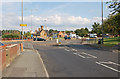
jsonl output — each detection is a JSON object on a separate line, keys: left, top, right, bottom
{"left": 0, "top": 43, "right": 23, "bottom": 71}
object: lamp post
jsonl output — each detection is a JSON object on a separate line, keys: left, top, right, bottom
{"left": 101, "top": 0, "right": 104, "bottom": 44}
{"left": 21, "top": 0, "right": 23, "bottom": 42}
{"left": 25, "top": 8, "right": 38, "bottom": 32}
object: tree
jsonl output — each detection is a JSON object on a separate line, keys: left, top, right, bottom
{"left": 85, "top": 28, "right": 89, "bottom": 33}
{"left": 91, "top": 22, "right": 102, "bottom": 35}
{"left": 103, "top": 13, "right": 120, "bottom": 36}
{"left": 107, "top": 0, "right": 120, "bottom": 14}
{"left": 65, "top": 31, "right": 71, "bottom": 34}
{"left": 75, "top": 28, "right": 88, "bottom": 37}
{"left": 49, "top": 29, "right": 54, "bottom": 34}
{"left": 25, "top": 32, "right": 31, "bottom": 38}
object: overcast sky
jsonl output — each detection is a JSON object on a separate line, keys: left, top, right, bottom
{"left": 1, "top": 2, "right": 110, "bottom": 31}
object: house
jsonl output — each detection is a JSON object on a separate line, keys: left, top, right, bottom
{"left": 53, "top": 33, "right": 58, "bottom": 39}
{"left": 70, "top": 32, "right": 76, "bottom": 38}
{"left": 33, "top": 26, "right": 47, "bottom": 39}
{"left": 58, "top": 31, "right": 65, "bottom": 37}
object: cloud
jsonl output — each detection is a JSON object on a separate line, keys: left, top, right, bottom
{"left": 91, "top": 17, "right": 106, "bottom": 23}
{"left": 2, "top": 13, "right": 105, "bottom": 31}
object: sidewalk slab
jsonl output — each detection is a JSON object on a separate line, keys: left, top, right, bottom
{"left": 2, "top": 49, "right": 47, "bottom": 77}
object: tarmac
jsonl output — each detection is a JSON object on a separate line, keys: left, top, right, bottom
{"left": 2, "top": 42, "right": 47, "bottom": 77}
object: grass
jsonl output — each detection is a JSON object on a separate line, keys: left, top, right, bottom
{"left": 103, "top": 37, "right": 120, "bottom": 47}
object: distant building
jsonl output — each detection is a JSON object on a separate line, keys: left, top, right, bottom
{"left": 58, "top": 31, "right": 65, "bottom": 37}
{"left": 33, "top": 26, "right": 48, "bottom": 39}
{"left": 70, "top": 32, "right": 76, "bottom": 38}
{"left": 53, "top": 33, "right": 58, "bottom": 39}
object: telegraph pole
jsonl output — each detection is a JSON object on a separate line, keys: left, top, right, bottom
{"left": 101, "top": 0, "right": 104, "bottom": 44}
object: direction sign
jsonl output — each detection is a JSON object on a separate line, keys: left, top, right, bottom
{"left": 20, "top": 24, "right": 27, "bottom": 26}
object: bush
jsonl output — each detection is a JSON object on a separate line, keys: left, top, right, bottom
{"left": 2, "top": 34, "right": 19, "bottom": 38}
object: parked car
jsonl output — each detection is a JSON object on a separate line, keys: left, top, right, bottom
{"left": 0, "top": 42, "right": 4, "bottom": 46}
{"left": 76, "top": 36, "right": 82, "bottom": 39}
{"left": 67, "top": 37, "right": 71, "bottom": 39}
{"left": 104, "top": 35, "right": 110, "bottom": 38}
{"left": 33, "top": 38, "right": 46, "bottom": 41}
{"left": 64, "top": 36, "right": 71, "bottom": 40}
{"left": 64, "top": 36, "right": 67, "bottom": 40}
{"left": 89, "top": 34, "right": 97, "bottom": 38}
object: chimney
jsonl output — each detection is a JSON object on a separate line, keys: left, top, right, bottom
{"left": 41, "top": 26, "right": 44, "bottom": 30}
{"left": 35, "top": 30, "right": 37, "bottom": 32}
{"left": 38, "top": 28, "right": 41, "bottom": 31}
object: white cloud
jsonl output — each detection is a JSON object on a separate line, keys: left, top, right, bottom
{"left": 67, "top": 16, "right": 90, "bottom": 25}
{"left": 2, "top": 13, "right": 105, "bottom": 31}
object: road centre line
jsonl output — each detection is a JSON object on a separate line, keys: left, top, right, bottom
{"left": 73, "top": 53, "right": 85, "bottom": 58}
{"left": 96, "top": 62, "right": 120, "bottom": 73}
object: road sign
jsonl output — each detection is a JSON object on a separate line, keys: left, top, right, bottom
{"left": 20, "top": 24, "right": 27, "bottom": 26}
{"left": 31, "top": 34, "right": 33, "bottom": 37}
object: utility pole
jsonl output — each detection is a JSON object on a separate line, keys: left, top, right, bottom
{"left": 101, "top": 0, "right": 104, "bottom": 44}
{"left": 31, "top": 10, "right": 33, "bottom": 32}
{"left": 21, "top": 0, "right": 23, "bottom": 42}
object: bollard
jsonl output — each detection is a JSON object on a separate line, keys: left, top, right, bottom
{"left": 59, "top": 40, "right": 61, "bottom": 45}
{"left": 56, "top": 39, "right": 59, "bottom": 44}
{"left": 20, "top": 43, "right": 23, "bottom": 52}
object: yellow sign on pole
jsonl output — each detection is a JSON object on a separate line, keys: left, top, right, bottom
{"left": 20, "top": 24, "right": 27, "bottom": 26}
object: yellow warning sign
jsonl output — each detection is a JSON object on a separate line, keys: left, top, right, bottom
{"left": 20, "top": 24, "right": 27, "bottom": 26}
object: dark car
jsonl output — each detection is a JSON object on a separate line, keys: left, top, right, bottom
{"left": 0, "top": 42, "right": 4, "bottom": 46}
{"left": 33, "top": 38, "right": 46, "bottom": 41}
{"left": 67, "top": 37, "right": 71, "bottom": 39}
{"left": 64, "top": 36, "right": 68, "bottom": 40}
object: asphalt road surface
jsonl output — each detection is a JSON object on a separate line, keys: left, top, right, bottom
{"left": 33, "top": 41, "right": 119, "bottom": 77}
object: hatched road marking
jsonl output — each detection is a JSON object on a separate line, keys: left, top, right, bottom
{"left": 72, "top": 49, "right": 78, "bottom": 52}
{"left": 96, "top": 61, "right": 120, "bottom": 73}
{"left": 81, "top": 52, "right": 97, "bottom": 58}
{"left": 73, "top": 53, "right": 85, "bottom": 58}
{"left": 65, "top": 49, "right": 70, "bottom": 51}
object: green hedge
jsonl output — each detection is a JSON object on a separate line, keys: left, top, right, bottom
{"left": 2, "top": 34, "right": 19, "bottom": 38}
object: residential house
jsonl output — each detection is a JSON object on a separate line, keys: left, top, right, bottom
{"left": 58, "top": 31, "right": 65, "bottom": 37}
{"left": 34, "top": 26, "right": 47, "bottom": 39}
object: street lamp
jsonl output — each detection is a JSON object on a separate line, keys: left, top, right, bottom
{"left": 101, "top": 0, "right": 104, "bottom": 44}
{"left": 21, "top": 0, "right": 23, "bottom": 42}
{"left": 25, "top": 8, "right": 38, "bottom": 32}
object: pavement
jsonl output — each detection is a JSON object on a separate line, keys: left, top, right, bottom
{"left": 2, "top": 42, "right": 47, "bottom": 77}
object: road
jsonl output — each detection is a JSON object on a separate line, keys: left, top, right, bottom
{"left": 33, "top": 40, "right": 119, "bottom": 77}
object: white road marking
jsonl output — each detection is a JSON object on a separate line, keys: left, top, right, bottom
{"left": 35, "top": 50, "right": 49, "bottom": 77}
{"left": 72, "top": 49, "right": 78, "bottom": 52}
{"left": 58, "top": 47, "right": 64, "bottom": 48}
{"left": 73, "top": 53, "right": 85, "bottom": 58}
{"left": 81, "top": 52, "right": 97, "bottom": 58}
{"left": 96, "top": 62, "right": 120, "bottom": 73}
{"left": 65, "top": 49, "right": 70, "bottom": 51}
{"left": 108, "top": 61, "right": 120, "bottom": 66}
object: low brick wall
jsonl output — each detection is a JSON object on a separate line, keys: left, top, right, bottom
{"left": 0, "top": 44, "right": 22, "bottom": 71}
